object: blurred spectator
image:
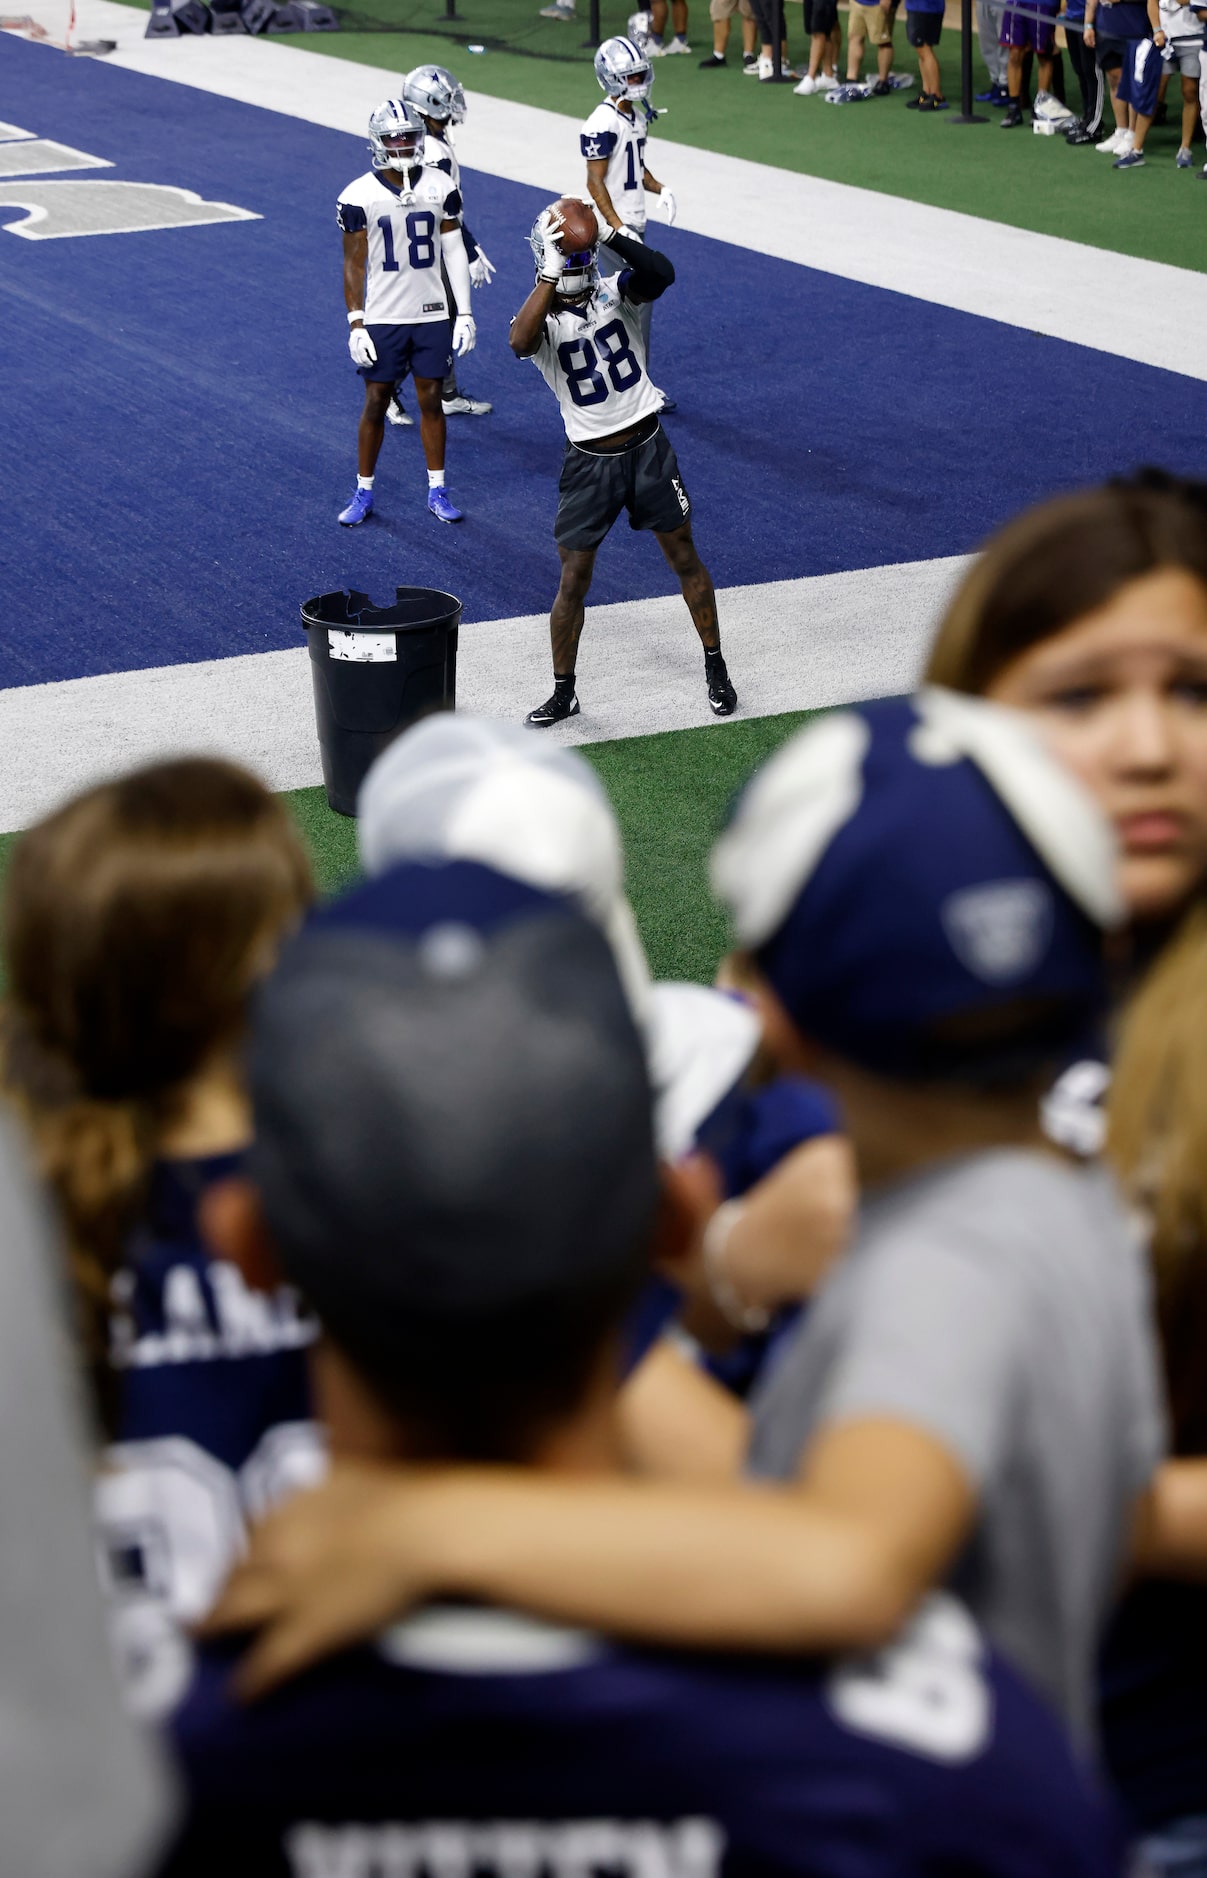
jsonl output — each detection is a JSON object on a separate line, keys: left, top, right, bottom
{"left": 998, "top": 0, "right": 1061, "bottom": 125}
{"left": 1156, "top": 0, "right": 1205, "bottom": 159}
{"left": 649, "top": 0, "right": 692, "bottom": 51}
{"left": 0, "top": 758, "right": 316, "bottom": 1691}
{"left": 793, "top": 0, "right": 841, "bottom": 89}
{"left": 698, "top": 0, "right": 758, "bottom": 68}
{"left": 842, "top": 0, "right": 903, "bottom": 92}
{"left": 207, "top": 691, "right": 1154, "bottom": 1756}
{"left": 977, "top": 0, "right": 1011, "bottom": 103}
{"left": 1086, "top": 0, "right": 1166, "bottom": 161}
{"left": 903, "top": 0, "right": 948, "bottom": 107}
{"left": 0, "top": 1109, "right": 175, "bottom": 1878}
{"left": 1062, "top": 2, "right": 1107, "bottom": 141}
{"left": 178, "top": 859, "right": 1121, "bottom": 1878}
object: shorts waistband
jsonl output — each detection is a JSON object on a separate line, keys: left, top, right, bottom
{"left": 570, "top": 414, "right": 662, "bottom": 457}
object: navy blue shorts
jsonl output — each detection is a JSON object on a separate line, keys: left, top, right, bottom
{"left": 906, "top": 8, "right": 943, "bottom": 45}
{"left": 1116, "top": 35, "right": 1162, "bottom": 111}
{"left": 360, "top": 320, "right": 453, "bottom": 386}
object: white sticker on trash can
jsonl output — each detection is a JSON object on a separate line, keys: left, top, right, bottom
{"left": 328, "top": 630, "right": 397, "bottom": 663}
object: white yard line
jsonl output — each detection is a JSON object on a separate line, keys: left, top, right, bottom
{"left": 0, "top": 556, "right": 967, "bottom": 828}
{"left": 36, "top": 0, "right": 1207, "bottom": 383}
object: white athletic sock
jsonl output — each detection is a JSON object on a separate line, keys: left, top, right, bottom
{"left": 357, "top": 475, "right": 374, "bottom": 490}
{"left": 428, "top": 469, "right": 446, "bottom": 489}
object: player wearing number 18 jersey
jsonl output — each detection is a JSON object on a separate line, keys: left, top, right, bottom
{"left": 510, "top": 200, "right": 736, "bottom": 728}
{"left": 336, "top": 99, "right": 476, "bottom": 528}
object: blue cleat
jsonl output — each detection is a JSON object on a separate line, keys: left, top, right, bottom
{"left": 1114, "top": 148, "right": 1145, "bottom": 168}
{"left": 338, "top": 487, "right": 374, "bottom": 527}
{"left": 428, "top": 486, "right": 464, "bottom": 524}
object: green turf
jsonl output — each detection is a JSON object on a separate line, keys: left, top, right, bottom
{"left": 259, "top": 7, "right": 1205, "bottom": 273}
{"left": 275, "top": 708, "right": 814, "bottom": 981}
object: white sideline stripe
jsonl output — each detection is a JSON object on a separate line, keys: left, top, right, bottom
{"left": 49, "top": 0, "right": 1207, "bottom": 383}
{"left": 0, "top": 556, "right": 967, "bottom": 830}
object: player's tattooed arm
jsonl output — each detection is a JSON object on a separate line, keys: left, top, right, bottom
{"left": 509, "top": 281, "right": 559, "bottom": 358}
{"left": 342, "top": 230, "right": 369, "bottom": 325}
{"left": 585, "top": 156, "right": 624, "bottom": 233}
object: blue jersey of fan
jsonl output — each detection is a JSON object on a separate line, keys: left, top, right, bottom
{"left": 580, "top": 99, "right": 649, "bottom": 231}
{"left": 158, "top": 1593, "right": 1122, "bottom": 1878}
{"left": 336, "top": 166, "right": 462, "bottom": 324}
{"left": 95, "top": 1154, "right": 323, "bottom": 1719}
{"left": 532, "top": 272, "right": 662, "bottom": 444}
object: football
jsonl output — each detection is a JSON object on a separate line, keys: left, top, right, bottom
{"left": 553, "top": 196, "right": 600, "bottom": 255}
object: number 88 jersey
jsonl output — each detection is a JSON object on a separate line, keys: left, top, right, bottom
{"left": 532, "top": 274, "right": 661, "bottom": 444}
{"left": 336, "top": 165, "right": 462, "bottom": 325}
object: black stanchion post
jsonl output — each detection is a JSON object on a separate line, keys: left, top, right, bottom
{"left": 580, "top": 0, "right": 601, "bottom": 46}
{"left": 951, "top": 0, "right": 988, "bottom": 119}
{"left": 443, "top": 0, "right": 459, "bottom": 22}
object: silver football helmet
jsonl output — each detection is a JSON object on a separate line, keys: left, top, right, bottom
{"left": 594, "top": 34, "right": 654, "bottom": 102}
{"left": 367, "top": 97, "right": 426, "bottom": 172}
{"left": 402, "top": 63, "right": 467, "bottom": 125}
{"left": 528, "top": 212, "right": 598, "bottom": 300}
{"left": 626, "top": 10, "right": 652, "bottom": 49}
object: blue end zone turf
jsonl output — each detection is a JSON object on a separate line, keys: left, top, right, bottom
{"left": 4, "top": 34, "right": 1207, "bottom": 689}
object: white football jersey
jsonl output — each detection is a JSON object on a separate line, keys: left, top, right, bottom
{"left": 336, "top": 165, "right": 460, "bottom": 325}
{"left": 580, "top": 99, "right": 648, "bottom": 232}
{"left": 531, "top": 272, "right": 661, "bottom": 443}
{"left": 422, "top": 126, "right": 461, "bottom": 194}
{"left": 1159, "top": 0, "right": 1205, "bottom": 42}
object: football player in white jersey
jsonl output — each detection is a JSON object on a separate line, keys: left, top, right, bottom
{"left": 510, "top": 201, "right": 736, "bottom": 728}
{"left": 336, "top": 98, "right": 475, "bottom": 528}
{"left": 582, "top": 35, "right": 678, "bottom": 411}
{"left": 396, "top": 64, "right": 494, "bottom": 422}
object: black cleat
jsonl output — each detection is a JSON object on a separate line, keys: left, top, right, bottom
{"left": 706, "top": 655, "right": 737, "bottom": 717}
{"left": 525, "top": 687, "right": 580, "bottom": 727}
{"left": 1000, "top": 101, "right": 1024, "bottom": 127}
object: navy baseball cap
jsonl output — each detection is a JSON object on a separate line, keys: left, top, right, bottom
{"left": 711, "top": 689, "right": 1124, "bottom": 1082}
{"left": 247, "top": 858, "right": 660, "bottom": 1371}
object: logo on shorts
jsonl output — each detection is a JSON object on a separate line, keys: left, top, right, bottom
{"left": 423, "top": 302, "right": 444, "bottom": 313}
{"left": 671, "top": 475, "right": 689, "bottom": 516}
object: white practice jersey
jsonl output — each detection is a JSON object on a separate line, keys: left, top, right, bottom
{"left": 531, "top": 272, "right": 661, "bottom": 443}
{"left": 336, "top": 165, "right": 461, "bottom": 325}
{"left": 580, "top": 99, "right": 649, "bottom": 232}
{"left": 423, "top": 127, "right": 462, "bottom": 193}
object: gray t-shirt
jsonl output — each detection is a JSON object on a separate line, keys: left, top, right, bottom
{"left": 748, "top": 1148, "right": 1166, "bottom": 1746}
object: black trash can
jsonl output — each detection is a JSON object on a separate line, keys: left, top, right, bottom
{"left": 300, "top": 586, "right": 460, "bottom": 817}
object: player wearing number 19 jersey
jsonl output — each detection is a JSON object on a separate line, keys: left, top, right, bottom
{"left": 336, "top": 99, "right": 476, "bottom": 528}
{"left": 510, "top": 200, "right": 737, "bottom": 728}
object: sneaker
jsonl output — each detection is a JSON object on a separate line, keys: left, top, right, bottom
{"left": 1001, "top": 100, "right": 1024, "bottom": 126}
{"left": 1065, "top": 121, "right": 1095, "bottom": 144}
{"left": 1201, "top": 161, "right": 1207, "bottom": 178}
{"left": 441, "top": 392, "right": 493, "bottom": 416}
{"left": 918, "top": 91, "right": 949, "bottom": 109}
{"left": 742, "top": 48, "right": 756, "bottom": 64}
{"left": 793, "top": 71, "right": 819, "bottom": 91}
{"left": 664, "top": 34, "right": 691, "bottom": 51}
{"left": 1096, "top": 128, "right": 1123, "bottom": 152}
{"left": 1177, "top": 145, "right": 1193, "bottom": 167}
{"left": 1114, "top": 146, "right": 1145, "bottom": 168}
{"left": 974, "top": 83, "right": 998, "bottom": 100}
{"left": 755, "top": 52, "right": 773, "bottom": 75}
{"left": 427, "top": 486, "right": 464, "bottom": 523}
{"left": 706, "top": 655, "right": 737, "bottom": 717}
{"left": 646, "top": 35, "right": 666, "bottom": 52}
{"left": 905, "top": 90, "right": 930, "bottom": 108}
{"left": 338, "top": 487, "right": 374, "bottom": 527}
{"left": 867, "top": 77, "right": 891, "bottom": 95}
{"left": 386, "top": 398, "right": 413, "bottom": 428}
{"left": 815, "top": 69, "right": 838, "bottom": 86}
{"left": 886, "top": 71, "right": 914, "bottom": 88}
{"left": 526, "top": 686, "right": 580, "bottom": 727}
{"left": 537, "top": 2, "right": 574, "bottom": 16}
{"left": 698, "top": 49, "right": 726, "bottom": 65}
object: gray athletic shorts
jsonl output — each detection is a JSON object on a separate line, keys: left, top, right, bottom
{"left": 554, "top": 419, "right": 691, "bottom": 551}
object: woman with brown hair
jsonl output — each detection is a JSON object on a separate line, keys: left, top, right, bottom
{"left": 0, "top": 757, "right": 316, "bottom": 1670}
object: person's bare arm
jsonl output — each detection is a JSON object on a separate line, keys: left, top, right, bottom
{"left": 1083, "top": 0, "right": 1096, "bottom": 44}
{"left": 205, "top": 1418, "right": 974, "bottom": 1699}
{"left": 616, "top": 1337, "right": 749, "bottom": 1481}
{"left": 642, "top": 161, "right": 663, "bottom": 195}
{"left": 343, "top": 229, "right": 368, "bottom": 324}
{"left": 586, "top": 156, "right": 623, "bottom": 232}
{"left": 1130, "top": 1460, "right": 1207, "bottom": 1579}
{"left": 509, "top": 281, "right": 557, "bottom": 358}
